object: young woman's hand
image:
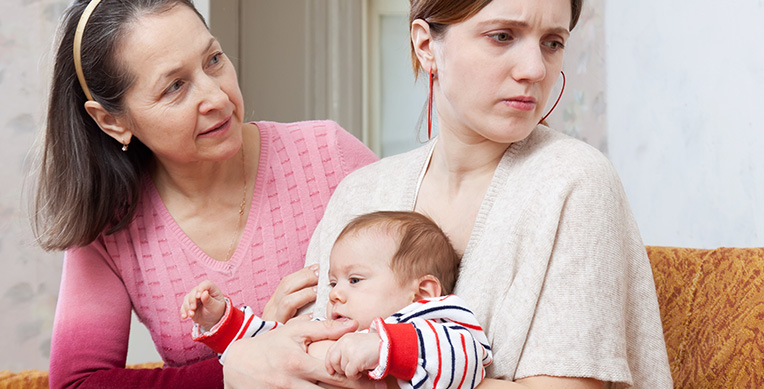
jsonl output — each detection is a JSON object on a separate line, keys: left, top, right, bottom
{"left": 222, "top": 318, "right": 386, "bottom": 388}
{"left": 261, "top": 264, "right": 320, "bottom": 323}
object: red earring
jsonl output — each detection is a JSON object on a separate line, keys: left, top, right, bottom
{"left": 539, "top": 70, "right": 566, "bottom": 124}
{"left": 428, "top": 68, "right": 434, "bottom": 139}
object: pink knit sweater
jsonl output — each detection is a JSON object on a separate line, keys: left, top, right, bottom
{"left": 48, "top": 121, "right": 378, "bottom": 389}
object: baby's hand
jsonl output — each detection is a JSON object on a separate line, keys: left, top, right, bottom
{"left": 180, "top": 280, "right": 227, "bottom": 331}
{"left": 324, "top": 332, "right": 381, "bottom": 379}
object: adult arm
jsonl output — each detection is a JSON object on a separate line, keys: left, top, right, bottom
{"left": 223, "top": 318, "right": 380, "bottom": 388}
{"left": 478, "top": 377, "right": 603, "bottom": 388}
{"left": 492, "top": 139, "right": 669, "bottom": 386}
{"left": 49, "top": 242, "right": 223, "bottom": 389}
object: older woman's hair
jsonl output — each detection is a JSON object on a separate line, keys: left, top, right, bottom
{"left": 409, "top": 0, "right": 584, "bottom": 77}
{"left": 336, "top": 211, "right": 462, "bottom": 295}
{"left": 32, "top": 0, "right": 204, "bottom": 251}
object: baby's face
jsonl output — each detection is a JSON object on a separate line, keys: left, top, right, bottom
{"left": 326, "top": 230, "right": 419, "bottom": 329}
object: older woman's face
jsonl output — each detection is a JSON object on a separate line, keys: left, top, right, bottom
{"left": 117, "top": 5, "right": 245, "bottom": 164}
{"left": 432, "top": 0, "right": 571, "bottom": 144}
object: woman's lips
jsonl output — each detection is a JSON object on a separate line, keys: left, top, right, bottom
{"left": 503, "top": 96, "right": 537, "bottom": 111}
{"left": 199, "top": 116, "right": 232, "bottom": 137}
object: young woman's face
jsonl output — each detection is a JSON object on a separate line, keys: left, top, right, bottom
{"left": 431, "top": 0, "right": 571, "bottom": 144}
{"left": 117, "top": 5, "right": 245, "bottom": 164}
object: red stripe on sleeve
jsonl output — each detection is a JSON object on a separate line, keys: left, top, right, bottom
{"left": 424, "top": 320, "right": 443, "bottom": 388}
{"left": 234, "top": 314, "right": 255, "bottom": 342}
{"left": 449, "top": 319, "right": 483, "bottom": 332}
{"left": 457, "top": 333, "right": 468, "bottom": 389}
{"left": 382, "top": 322, "right": 418, "bottom": 380}
{"left": 196, "top": 300, "right": 245, "bottom": 354}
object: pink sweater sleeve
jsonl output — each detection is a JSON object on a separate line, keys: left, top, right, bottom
{"left": 49, "top": 242, "right": 223, "bottom": 389}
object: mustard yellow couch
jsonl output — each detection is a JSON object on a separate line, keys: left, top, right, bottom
{"left": 2, "top": 247, "right": 762, "bottom": 388}
{"left": 647, "top": 246, "right": 764, "bottom": 387}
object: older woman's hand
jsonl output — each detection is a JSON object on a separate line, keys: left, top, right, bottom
{"left": 262, "top": 264, "right": 320, "bottom": 323}
{"left": 223, "top": 318, "right": 381, "bottom": 388}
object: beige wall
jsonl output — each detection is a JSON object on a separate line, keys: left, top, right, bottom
{"left": 212, "top": 0, "right": 364, "bottom": 138}
{"left": 0, "top": 0, "right": 66, "bottom": 371}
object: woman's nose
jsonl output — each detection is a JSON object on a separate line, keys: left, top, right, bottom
{"left": 197, "top": 75, "right": 228, "bottom": 114}
{"left": 511, "top": 42, "right": 547, "bottom": 83}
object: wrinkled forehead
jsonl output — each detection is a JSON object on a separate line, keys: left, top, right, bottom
{"left": 461, "top": 0, "right": 572, "bottom": 33}
{"left": 116, "top": 5, "right": 213, "bottom": 88}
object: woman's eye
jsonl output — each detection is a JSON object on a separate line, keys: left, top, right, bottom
{"left": 490, "top": 32, "right": 513, "bottom": 42}
{"left": 164, "top": 80, "right": 184, "bottom": 95}
{"left": 543, "top": 40, "right": 565, "bottom": 51}
{"left": 209, "top": 52, "right": 224, "bottom": 66}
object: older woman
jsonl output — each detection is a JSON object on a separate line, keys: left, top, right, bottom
{"left": 34, "top": 1, "right": 377, "bottom": 387}
{"left": 224, "top": 0, "right": 672, "bottom": 388}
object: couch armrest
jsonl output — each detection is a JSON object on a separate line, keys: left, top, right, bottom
{"left": 647, "top": 246, "right": 764, "bottom": 387}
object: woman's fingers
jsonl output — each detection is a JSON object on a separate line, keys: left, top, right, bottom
{"left": 223, "top": 320, "right": 358, "bottom": 388}
{"left": 262, "top": 265, "right": 320, "bottom": 322}
{"left": 279, "top": 265, "right": 320, "bottom": 295}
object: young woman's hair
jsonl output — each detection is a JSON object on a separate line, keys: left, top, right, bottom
{"left": 409, "top": 0, "right": 584, "bottom": 76}
{"left": 32, "top": 0, "right": 204, "bottom": 251}
{"left": 336, "top": 211, "right": 462, "bottom": 295}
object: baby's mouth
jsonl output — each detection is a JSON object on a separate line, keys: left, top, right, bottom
{"left": 331, "top": 312, "right": 350, "bottom": 321}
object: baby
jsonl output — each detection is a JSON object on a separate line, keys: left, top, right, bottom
{"left": 181, "top": 211, "right": 492, "bottom": 388}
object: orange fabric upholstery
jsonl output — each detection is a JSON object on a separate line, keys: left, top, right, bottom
{"left": 647, "top": 246, "right": 764, "bottom": 387}
{"left": 0, "top": 369, "right": 48, "bottom": 389}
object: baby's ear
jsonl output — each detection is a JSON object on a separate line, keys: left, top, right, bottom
{"left": 414, "top": 275, "right": 442, "bottom": 300}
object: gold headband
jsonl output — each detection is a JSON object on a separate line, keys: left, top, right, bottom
{"left": 73, "top": 0, "right": 103, "bottom": 101}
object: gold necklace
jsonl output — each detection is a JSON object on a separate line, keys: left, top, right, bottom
{"left": 223, "top": 145, "right": 247, "bottom": 261}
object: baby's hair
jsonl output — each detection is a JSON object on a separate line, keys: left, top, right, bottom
{"left": 335, "top": 211, "right": 461, "bottom": 294}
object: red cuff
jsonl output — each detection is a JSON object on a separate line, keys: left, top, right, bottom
{"left": 193, "top": 297, "right": 245, "bottom": 354}
{"left": 380, "top": 322, "right": 418, "bottom": 380}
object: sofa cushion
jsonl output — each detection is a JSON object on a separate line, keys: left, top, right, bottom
{"left": 647, "top": 246, "right": 764, "bottom": 387}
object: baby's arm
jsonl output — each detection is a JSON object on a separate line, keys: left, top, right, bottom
{"left": 324, "top": 332, "right": 382, "bottom": 379}
{"left": 309, "top": 337, "right": 400, "bottom": 389}
{"left": 370, "top": 295, "right": 493, "bottom": 389}
{"left": 180, "top": 280, "right": 227, "bottom": 331}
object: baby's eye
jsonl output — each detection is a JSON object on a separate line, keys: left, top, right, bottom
{"left": 328, "top": 281, "right": 336, "bottom": 288}
{"left": 349, "top": 277, "right": 361, "bottom": 284}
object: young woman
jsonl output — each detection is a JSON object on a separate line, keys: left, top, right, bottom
{"left": 223, "top": 0, "right": 672, "bottom": 388}
{"left": 34, "top": 1, "right": 376, "bottom": 387}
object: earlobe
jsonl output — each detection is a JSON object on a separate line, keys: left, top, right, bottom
{"left": 411, "top": 19, "right": 437, "bottom": 74}
{"left": 83, "top": 100, "right": 133, "bottom": 145}
{"left": 414, "top": 275, "right": 443, "bottom": 300}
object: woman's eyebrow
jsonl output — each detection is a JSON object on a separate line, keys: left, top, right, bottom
{"left": 155, "top": 37, "right": 217, "bottom": 83}
{"left": 475, "top": 18, "right": 570, "bottom": 37}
